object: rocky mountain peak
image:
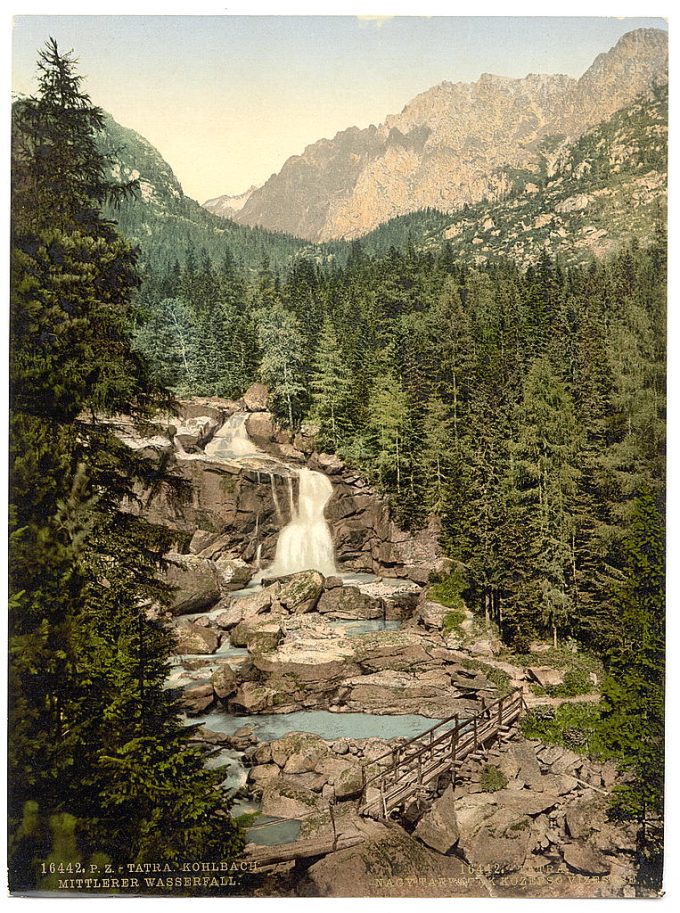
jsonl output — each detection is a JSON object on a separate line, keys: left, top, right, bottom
{"left": 213, "top": 28, "right": 667, "bottom": 242}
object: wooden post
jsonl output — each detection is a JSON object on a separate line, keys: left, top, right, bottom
{"left": 473, "top": 712, "right": 478, "bottom": 749}
{"left": 330, "top": 801, "right": 338, "bottom": 851}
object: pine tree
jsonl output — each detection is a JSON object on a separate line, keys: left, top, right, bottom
{"left": 367, "top": 368, "right": 409, "bottom": 496}
{"left": 310, "top": 316, "right": 354, "bottom": 448}
{"left": 256, "top": 301, "right": 306, "bottom": 427}
{"left": 421, "top": 394, "right": 454, "bottom": 514}
{"left": 9, "top": 40, "right": 244, "bottom": 891}
{"left": 500, "top": 357, "right": 581, "bottom": 646}
{"left": 600, "top": 486, "right": 664, "bottom": 860}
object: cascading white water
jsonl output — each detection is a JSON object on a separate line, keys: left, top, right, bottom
{"left": 204, "top": 410, "right": 339, "bottom": 579}
{"left": 262, "top": 467, "right": 338, "bottom": 578}
{"left": 204, "top": 412, "right": 261, "bottom": 461}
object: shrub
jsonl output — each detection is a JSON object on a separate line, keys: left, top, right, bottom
{"left": 479, "top": 765, "right": 508, "bottom": 792}
{"left": 520, "top": 702, "right": 611, "bottom": 759}
{"left": 442, "top": 608, "right": 467, "bottom": 634}
{"left": 427, "top": 570, "right": 466, "bottom": 611}
{"left": 546, "top": 668, "right": 593, "bottom": 697}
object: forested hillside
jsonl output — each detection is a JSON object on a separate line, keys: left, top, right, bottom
{"left": 100, "top": 115, "right": 313, "bottom": 274}
{"left": 135, "top": 227, "right": 666, "bottom": 839}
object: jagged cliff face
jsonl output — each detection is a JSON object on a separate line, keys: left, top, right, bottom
{"left": 228, "top": 28, "right": 667, "bottom": 242}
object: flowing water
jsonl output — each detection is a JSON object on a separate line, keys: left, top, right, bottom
{"left": 204, "top": 412, "right": 261, "bottom": 461}
{"left": 204, "top": 410, "right": 339, "bottom": 580}
{"left": 258, "top": 467, "right": 338, "bottom": 579}
{"left": 196, "top": 709, "right": 445, "bottom": 743}
{"left": 329, "top": 619, "right": 402, "bottom": 636}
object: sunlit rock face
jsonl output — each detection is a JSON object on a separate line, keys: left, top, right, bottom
{"left": 228, "top": 29, "right": 667, "bottom": 242}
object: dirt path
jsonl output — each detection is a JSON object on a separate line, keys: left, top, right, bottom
{"left": 444, "top": 647, "right": 601, "bottom": 707}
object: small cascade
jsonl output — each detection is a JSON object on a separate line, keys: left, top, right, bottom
{"left": 260, "top": 467, "right": 338, "bottom": 579}
{"left": 269, "top": 473, "right": 282, "bottom": 522}
{"left": 204, "top": 412, "right": 261, "bottom": 461}
{"left": 255, "top": 543, "right": 263, "bottom": 571}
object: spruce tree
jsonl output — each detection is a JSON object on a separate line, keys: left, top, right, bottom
{"left": 310, "top": 316, "right": 354, "bottom": 448}
{"left": 9, "top": 39, "right": 243, "bottom": 891}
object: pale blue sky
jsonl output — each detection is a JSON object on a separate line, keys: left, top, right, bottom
{"left": 12, "top": 15, "right": 668, "bottom": 202}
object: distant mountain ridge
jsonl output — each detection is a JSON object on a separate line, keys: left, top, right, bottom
{"left": 203, "top": 185, "right": 259, "bottom": 217}
{"left": 411, "top": 85, "right": 667, "bottom": 267}
{"left": 214, "top": 28, "right": 667, "bottom": 242}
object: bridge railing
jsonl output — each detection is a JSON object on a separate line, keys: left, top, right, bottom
{"left": 360, "top": 687, "right": 525, "bottom": 812}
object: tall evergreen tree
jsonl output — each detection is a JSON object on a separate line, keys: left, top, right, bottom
{"left": 600, "top": 486, "right": 665, "bottom": 838}
{"left": 310, "top": 316, "right": 354, "bottom": 448}
{"left": 9, "top": 40, "right": 243, "bottom": 891}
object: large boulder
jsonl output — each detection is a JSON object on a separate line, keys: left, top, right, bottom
{"left": 338, "top": 669, "right": 464, "bottom": 716}
{"left": 252, "top": 631, "right": 359, "bottom": 685}
{"left": 317, "top": 586, "right": 382, "bottom": 620}
{"left": 528, "top": 667, "right": 565, "bottom": 689}
{"left": 227, "top": 588, "right": 273, "bottom": 627}
{"left": 489, "top": 789, "right": 560, "bottom": 816}
{"left": 230, "top": 615, "right": 284, "bottom": 653}
{"left": 275, "top": 571, "right": 325, "bottom": 614}
{"left": 565, "top": 799, "right": 600, "bottom": 840}
{"left": 181, "top": 683, "right": 215, "bottom": 715}
{"left": 242, "top": 383, "right": 269, "bottom": 412}
{"left": 418, "top": 600, "right": 450, "bottom": 629}
{"left": 214, "top": 604, "right": 247, "bottom": 630}
{"left": 211, "top": 665, "right": 239, "bottom": 700}
{"left": 230, "top": 681, "right": 276, "bottom": 713}
{"left": 260, "top": 778, "right": 328, "bottom": 819}
{"left": 271, "top": 732, "right": 329, "bottom": 769}
{"left": 563, "top": 842, "right": 611, "bottom": 877}
{"left": 333, "top": 762, "right": 364, "bottom": 801}
{"left": 245, "top": 411, "right": 277, "bottom": 448}
{"left": 164, "top": 554, "right": 222, "bottom": 615}
{"left": 174, "top": 415, "right": 219, "bottom": 451}
{"left": 174, "top": 623, "right": 219, "bottom": 655}
{"left": 304, "top": 820, "right": 484, "bottom": 897}
{"left": 504, "top": 741, "right": 544, "bottom": 790}
{"left": 213, "top": 555, "right": 252, "bottom": 591}
{"left": 414, "top": 786, "right": 460, "bottom": 854}
{"left": 454, "top": 794, "right": 533, "bottom": 874}
{"left": 248, "top": 764, "right": 281, "bottom": 789}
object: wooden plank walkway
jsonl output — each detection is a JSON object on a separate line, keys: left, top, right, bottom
{"left": 358, "top": 688, "right": 526, "bottom": 818}
{"left": 243, "top": 688, "right": 526, "bottom": 867}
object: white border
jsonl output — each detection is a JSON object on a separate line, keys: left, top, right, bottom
{"left": 2, "top": 4, "right": 676, "bottom": 913}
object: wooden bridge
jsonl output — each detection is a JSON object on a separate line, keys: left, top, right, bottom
{"left": 244, "top": 688, "right": 526, "bottom": 867}
{"left": 358, "top": 687, "right": 526, "bottom": 818}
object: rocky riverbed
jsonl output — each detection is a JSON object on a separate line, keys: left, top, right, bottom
{"left": 111, "top": 389, "right": 647, "bottom": 898}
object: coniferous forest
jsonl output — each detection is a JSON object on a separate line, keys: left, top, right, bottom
{"left": 9, "top": 36, "right": 666, "bottom": 896}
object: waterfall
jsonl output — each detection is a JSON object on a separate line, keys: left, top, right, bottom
{"left": 259, "top": 467, "right": 338, "bottom": 579}
{"left": 201, "top": 408, "right": 339, "bottom": 580}
{"left": 204, "top": 412, "right": 260, "bottom": 461}
{"left": 270, "top": 473, "right": 282, "bottom": 522}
